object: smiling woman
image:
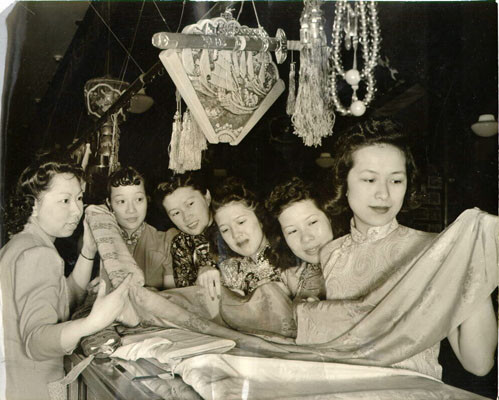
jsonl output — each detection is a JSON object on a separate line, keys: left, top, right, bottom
{"left": 106, "top": 166, "right": 178, "bottom": 289}
{"left": 266, "top": 177, "right": 333, "bottom": 301}
{"left": 345, "top": 144, "right": 407, "bottom": 234}
{"left": 294, "top": 119, "right": 498, "bottom": 381}
{"left": 155, "top": 171, "right": 217, "bottom": 289}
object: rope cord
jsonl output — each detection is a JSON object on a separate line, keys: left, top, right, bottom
{"left": 119, "top": 0, "right": 145, "bottom": 83}
{"left": 175, "top": 0, "right": 187, "bottom": 33}
{"left": 237, "top": 0, "right": 244, "bottom": 20}
{"left": 251, "top": 0, "right": 261, "bottom": 28}
{"left": 89, "top": 2, "right": 144, "bottom": 74}
{"left": 151, "top": 0, "right": 172, "bottom": 30}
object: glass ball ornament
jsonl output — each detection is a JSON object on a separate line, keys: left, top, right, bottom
{"left": 350, "top": 100, "right": 366, "bottom": 116}
{"left": 345, "top": 69, "right": 361, "bottom": 86}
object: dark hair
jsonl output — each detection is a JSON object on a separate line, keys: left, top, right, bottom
{"left": 266, "top": 177, "right": 334, "bottom": 268}
{"left": 328, "top": 118, "right": 419, "bottom": 219}
{"left": 106, "top": 166, "right": 145, "bottom": 199}
{"left": 154, "top": 170, "right": 209, "bottom": 214}
{"left": 210, "top": 176, "right": 279, "bottom": 266}
{"left": 5, "top": 156, "right": 84, "bottom": 237}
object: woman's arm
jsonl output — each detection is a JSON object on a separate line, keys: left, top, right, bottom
{"left": 60, "top": 276, "right": 131, "bottom": 352}
{"left": 15, "top": 246, "right": 131, "bottom": 360}
{"left": 67, "top": 217, "right": 97, "bottom": 306}
{"left": 447, "top": 296, "right": 497, "bottom": 376}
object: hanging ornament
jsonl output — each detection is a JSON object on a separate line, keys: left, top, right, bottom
{"left": 329, "top": 0, "right": 381, "bottom": 117}
{"left": 153, "top": 9, "right": 286, "bottom": 145}
{"left": 168, "top": 95, "right": 183, "bottom": 172}
{"left": 84, "top": 77, "right": 128, "bottom": 173}
{"left": 292, "top": 0, "right": 335, "bottom": 147}
{"left": 169, "top": 91, "right": 207, "bottom": 173}
{"left": 108, "top": 114, "right": 121, "bottom": 174}
{"left": 286, "top": 61, "right": 296, "bottom": 116}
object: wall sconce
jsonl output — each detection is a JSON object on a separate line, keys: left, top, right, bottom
{"left": 315, "top": 152, "right": 334, "bottom": 168}
{"left": 471, "top": 114, "right": 498, "bottom": 137}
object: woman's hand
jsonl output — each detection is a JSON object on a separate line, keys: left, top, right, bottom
{"left": 196, "top": 266, "right": 221, "bottom": 300}
{"left": 84, "top": 274, "right": 132, "bottom": 334}
{"left": 81, "top": 216, "right": 97, "bottom": 260}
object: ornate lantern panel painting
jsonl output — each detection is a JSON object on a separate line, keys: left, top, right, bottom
{"left": 153, "top": 11, "right": 285, "bottom": 145}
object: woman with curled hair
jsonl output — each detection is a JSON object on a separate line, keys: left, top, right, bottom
{"left": 210, "top": 176, "right": 285, "bottom": 297}
{"left": 266, "top": 177, "right": 334, "bottom": 301}
{"left": 0, "top": 156, "right": 130, "bottom": 400}
{"left": 295, "top": 118, "right": 497, "bottom": 380}
{"left": 106, "top": 166, "right": 178, "bottom": 289}
{"left": 155, "top": 170, "right": 217, "bottom": 290}
{"left": 328, "top": 118, "right": 419, "bottom": 221}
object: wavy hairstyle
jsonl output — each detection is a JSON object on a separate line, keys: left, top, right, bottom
{"left": 5, "top": 156, "right": 84, "bottom": 237}
{"left": 266, "top": 177, "right": 334, "bottom": 268}
{"left": 106, "top": 166, "right": 145, "bottom": 199}
{"left": 210, "top": 176, "right": 280, "bottom": 267}
{"left": 328, "top": 118, "right": 419, "bottom": 220}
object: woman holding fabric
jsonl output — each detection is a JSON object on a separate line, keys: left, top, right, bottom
{"left": 294, "top": 119, "right": 497, "bottom": 379}
{"left": 0, "top": 156, "right": 131, "bottom": 400}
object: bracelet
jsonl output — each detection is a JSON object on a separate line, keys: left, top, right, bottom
{"left": 80, "top": 251, "right": 95, "bottom": 261}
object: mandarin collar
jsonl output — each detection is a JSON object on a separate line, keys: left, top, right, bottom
{"left": 119, "top": 222, "right": 146, "bottom": 246}
{"left": 251, "top": 238, "right": 270, "bottom": 263}
{"left": 350, "top": 218, "right": 399, "bottom": 244}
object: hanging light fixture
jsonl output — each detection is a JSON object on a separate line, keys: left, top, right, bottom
{"left": 471, "top": 114, "right": 498, "bottom": 137}
{"left": 329, "top": 0, "right": 381, "bottom": 117}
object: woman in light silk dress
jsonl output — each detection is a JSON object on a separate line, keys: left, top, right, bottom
{"left": 106, "top": 166, "right": 178, "bottom": 289}
{"left": 314, "top": 119, "right": 497, "bottom": 379}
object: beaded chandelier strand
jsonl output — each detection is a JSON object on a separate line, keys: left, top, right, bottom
{"left": 329, "top": 0, "right": 381, "bottom": 117}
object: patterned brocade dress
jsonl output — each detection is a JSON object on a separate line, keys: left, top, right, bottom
{"left": 170, "top": 231, "right": 218, "bottom": 287}
{"left": 321, "top": 219, "right": 442, "bottom": 379}
{"left": 219, "top": 244, "right": 282, "bottom": 296}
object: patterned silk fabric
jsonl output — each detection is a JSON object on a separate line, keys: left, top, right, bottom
{"left": 171, "top": 231, "right": 217, "bottom": 287}
{"left": 323, "top": 219, "right": 442, "bottom": 379}
{"left": 281, "top": 262, "right": 326, "bottom": 301}
{"left": 219, "top": 244, "right": 282, "bottom": 295}
{"left": 295, "top": 209, "right": 498, "bottom": 380}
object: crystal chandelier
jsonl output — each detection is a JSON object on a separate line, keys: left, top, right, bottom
{"left": 329, "top": 0, "right": 381, "bottom": 117}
